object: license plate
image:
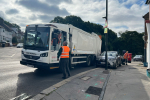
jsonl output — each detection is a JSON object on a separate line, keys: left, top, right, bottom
{"left": 27, "top": 64, "right": 34, "bottom": 68}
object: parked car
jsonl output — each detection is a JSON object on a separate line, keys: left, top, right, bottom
{"left": 133, "top": 55, "right": 143, "bottom": 61}
{"left": 96, "top": 51, "right": 122, "bottom": 69}
{"left": 17, "top": 43, "right": 23, "bottom": 48}
{"left": 8, "top": 42, "right": 12, "bottom": 47}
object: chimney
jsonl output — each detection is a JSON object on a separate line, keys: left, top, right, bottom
{"left": 0, "top": 18, "right": 4, "bottom": 24}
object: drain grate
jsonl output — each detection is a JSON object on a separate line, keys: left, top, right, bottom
{"left": 103, "top": 70, "right": 109, "bottom": 74}
{"left": 129, "top": 68, "right": 137, "bottom": 69}
{"left": 85, "top": 86, "right": 102, "bottom": 96}
{"left": 81, "top": 76, "right": 91, "bottom": 81}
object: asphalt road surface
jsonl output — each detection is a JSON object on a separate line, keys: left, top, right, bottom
{"left": 0, "top": 47, "right": 96, "bottom": 100}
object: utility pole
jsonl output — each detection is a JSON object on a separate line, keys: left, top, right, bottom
{"left": 103, "top": 0, "right": 108, "bottom": 70}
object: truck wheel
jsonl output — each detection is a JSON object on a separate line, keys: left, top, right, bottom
{"left": 86, "top": 56, "right": 91, "bottom": 67}
{"left": 91, "top": 56, "right": 96, "bottom": 66}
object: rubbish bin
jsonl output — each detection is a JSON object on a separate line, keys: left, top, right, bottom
{"left": 128, "top": 53, "right": 132, "bottom": 63}
{"left": 2, "top": 43, "right": 5, "bottom": 47}
{"left": 144, "top": 62, "right": 148, "bottom": 67}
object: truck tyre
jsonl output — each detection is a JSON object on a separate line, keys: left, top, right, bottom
{"left": 86, "top": 56, "right": 91, "bottom": 67}
{"left": 91, "top": 56, "right": 96, "bottom": 66}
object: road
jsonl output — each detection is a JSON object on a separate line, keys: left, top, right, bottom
{"left": 0, "top": 47, "right": 96, "bottom": 100}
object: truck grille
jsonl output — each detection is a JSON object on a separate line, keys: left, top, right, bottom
{"left": 24, "top": 54, "right": 40, "bottom": 60}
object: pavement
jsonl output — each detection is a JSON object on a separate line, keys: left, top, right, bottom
{"left": 29, "top": 62, "right": 150, "bottom": 100}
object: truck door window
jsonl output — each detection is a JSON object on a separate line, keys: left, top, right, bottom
{"left": 60, "top": 31, "right": 67, "bottom": 46}
{"left": 51, "top": 29, "right": 61, "bottom": 51}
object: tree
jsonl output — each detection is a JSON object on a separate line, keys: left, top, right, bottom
{"left": 12, "top": 37, "right": 18, "bottom": 44}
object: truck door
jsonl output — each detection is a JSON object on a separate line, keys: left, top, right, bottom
{"left": 50, "top": 29, "right": 61, "bottom": 63}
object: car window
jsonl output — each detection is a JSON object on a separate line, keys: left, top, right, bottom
{"left": 101, "top": 52, "right": 117, "bottom": 57}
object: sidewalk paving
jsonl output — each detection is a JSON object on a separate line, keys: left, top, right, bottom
{"left": 30, "top": 62, "right": 150, "bottom": 100}
{"left": 103, "top": 62, "right": 150, "bottom": 100}
{"left": 31, "top": 68, "right": 110, "bottom": 100}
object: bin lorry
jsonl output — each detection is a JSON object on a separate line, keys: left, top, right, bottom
{"left": 20, "top": 23, "right": 102, "bottom": 70}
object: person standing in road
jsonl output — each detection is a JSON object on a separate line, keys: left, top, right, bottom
{"left": 124, "top": 51, "right": 129, "bottom": 65}
{"left": 57, "top": 41, "right": 71, "bottom": 79}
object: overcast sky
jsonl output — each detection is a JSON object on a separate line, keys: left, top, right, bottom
{"left": 0, "top": 0, "right": 148, "bottom": 34}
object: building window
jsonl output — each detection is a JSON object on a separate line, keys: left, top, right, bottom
{"left": 3, "top": 29, "right": 5, "bottom": 32}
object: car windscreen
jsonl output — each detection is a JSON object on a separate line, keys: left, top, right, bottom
{"left": 135, "top": 55, "right": 142, "bottom": 58}
{"left": 101, "top": 52, "right": 117, "bottom": 57}
{"left": 24, "top": 27, "right": 50, "bottom": 50}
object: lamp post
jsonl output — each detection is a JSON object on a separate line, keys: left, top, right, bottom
{"left": 103, "top": 0, "right": 108, "bottom": 70}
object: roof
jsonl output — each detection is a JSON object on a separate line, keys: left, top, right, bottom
{"left": 143, "top": 12, "right": 149, "bottom": 19}
{"left": 27, "top": 23, "right": 70, "bottom": 33}
{"left": 0, "top": 25, "right": 4, "bottom": 29}
{"left": 0, "top": 18, "right": 13, "bottom": 32}
{"left": 146, "top": 0, "right": 150, "bottom": 4}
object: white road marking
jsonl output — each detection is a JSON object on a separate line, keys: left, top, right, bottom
{"left": 1, "top": 54, "right": 15, "bottom": 57}
{"left": 11, "top": 54, "right": 15, "bottom": 57}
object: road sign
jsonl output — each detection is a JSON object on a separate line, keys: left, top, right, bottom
{"left": 104, "top": 20, "right": 108, "bottom": 33}
{"left": 104, "top": 28, "right": 107, "bottom": 33}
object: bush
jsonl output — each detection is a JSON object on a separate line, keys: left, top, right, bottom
{"left": 12, "top": 37, "right": 18, "bottom": 44}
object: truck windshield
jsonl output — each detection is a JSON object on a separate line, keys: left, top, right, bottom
{"left": 24, "top": 27, "right": 50, "bottom": 50}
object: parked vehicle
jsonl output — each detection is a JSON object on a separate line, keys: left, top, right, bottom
{"left": 17, "top": 43, "right": 23, "bottom": 48}
{"left": 133, "top": 55, "right": 143, "bottom": 61}
{"left": 96, "top": 51, "right": 122, "bottom": 69}
{"left": 20, "top": 23, "right": 102, "bottom": 70}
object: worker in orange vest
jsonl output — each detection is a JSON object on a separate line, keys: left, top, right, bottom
{"left": 124, "top": 51, "right": 129, "bottom": 65}
{"left": 57, "top": 41, "right": 71, "bottom": 79}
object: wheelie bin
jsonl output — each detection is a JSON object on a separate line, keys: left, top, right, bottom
{"left": 128, "top": 53, "right": 132, "bottom": 63}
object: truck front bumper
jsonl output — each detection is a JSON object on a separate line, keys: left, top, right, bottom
{"left": 20, "top": 59, "right": 59, "bottom": 69}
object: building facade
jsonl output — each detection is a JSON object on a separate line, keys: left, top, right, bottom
{"left": 0, "top": 18, "right": 13, "bottom": 44}
{"left": 145, "top": 0, "right": 150, "bottom": 72}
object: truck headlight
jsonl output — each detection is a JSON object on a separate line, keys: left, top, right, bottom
{"left": 40, "top": 52, "right": 48, "bottom": 57}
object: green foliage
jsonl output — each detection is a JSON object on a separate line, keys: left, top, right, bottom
{"left": 114, "top": 31, "right": 144, "bottom": 55}
{"left": 20, "top": 37, "right": 24, "bottom": 43}
{"left": 0, "top": 17, "right": 20, "bottom": 29}
{"left": 12, "top": 37, "right": 18, "bottom": 44}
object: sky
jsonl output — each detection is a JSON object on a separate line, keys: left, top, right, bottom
{"left": 0, "top": 0, "right": 149, "bottom": 34}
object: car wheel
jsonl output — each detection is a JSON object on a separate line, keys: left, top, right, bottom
{"left": 119, "top": 62, "right": 121, "bottom": 66}
{"left": 114, "top": 62, "right": 118, "bottom": 69}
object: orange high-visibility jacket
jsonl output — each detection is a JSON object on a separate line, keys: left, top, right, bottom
{"left": 124, "top": 53, "right": 129, "bottom": 59}
{"left": 60, "top": 46, "right": 70, "bottom": 58}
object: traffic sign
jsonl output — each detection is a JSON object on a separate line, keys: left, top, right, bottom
{"left": 104, "top": 28, "right": 107, "bottom": 33}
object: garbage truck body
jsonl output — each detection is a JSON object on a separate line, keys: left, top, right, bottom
{"left": 20, "top": 23, "right": 102, "bottom": 70}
